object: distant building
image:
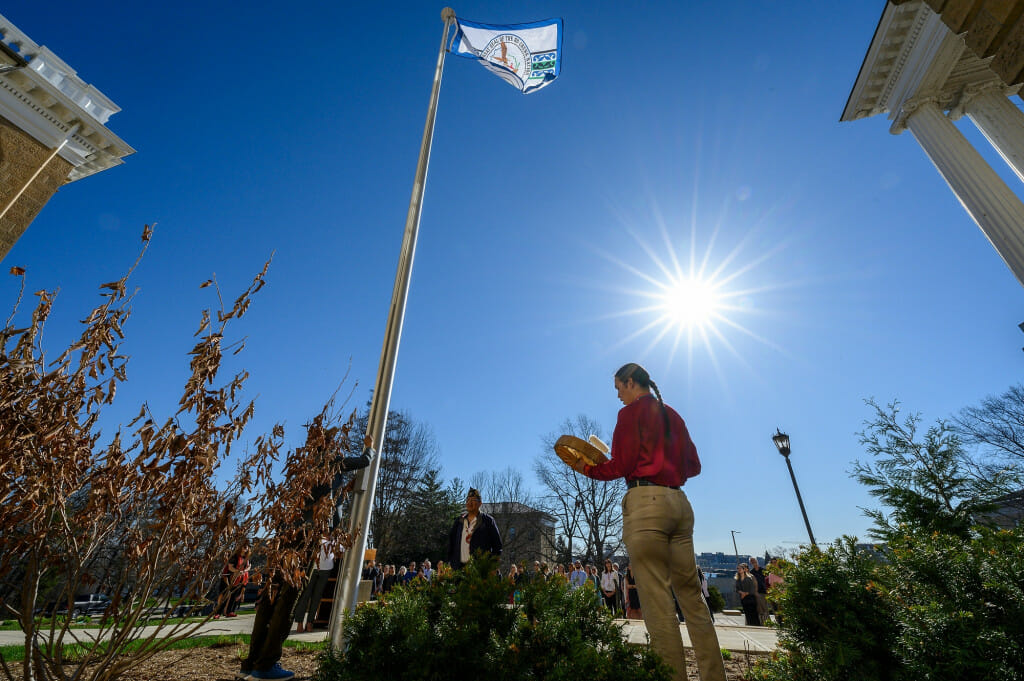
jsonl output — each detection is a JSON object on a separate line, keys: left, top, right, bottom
{"left": 0, "top": 13, "right": 133, "bottom": 260}
{"left": 696, "top": 551, "right": 767, "bottom": 572}
{"left": 696, "top": 552, "right": 775, "bottom": 609}
{"left": 481, "top": 501, "right": 557, "bottom": 570}
{"left": 979, "top": 489, "right": 1024, "bottom": 529}
{"left": 854, "top": 542, "right": 889, "bottom": 561}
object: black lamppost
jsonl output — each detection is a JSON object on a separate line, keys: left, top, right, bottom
{"left": 730, "top": 529, "right": 741, "bottom": 565}
{"left": 772, "top": 429, "right": 817, "bottom": 548}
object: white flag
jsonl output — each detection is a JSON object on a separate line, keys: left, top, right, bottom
{"left": 450, "top": 17, "right": 562, "bottom": 94}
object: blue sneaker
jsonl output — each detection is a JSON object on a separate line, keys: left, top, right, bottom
{"left": 250, "top": 663, "right": 294, "bottom": 680}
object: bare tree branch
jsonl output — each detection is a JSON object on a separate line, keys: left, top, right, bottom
{"left": 534, "top": 415, "right": 624, "bottom": 564}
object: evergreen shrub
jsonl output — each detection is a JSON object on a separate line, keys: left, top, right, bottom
{"left": 315, "top": 553, "right": 671, "bottom": 681}
{"left": 706, "top": 585, "right": 725, "bottom": 613}
{"left": 749, "top": 537, "right": 901, "bottom": 681}
{"left": 887, "top": 526, "right": 1024, "bottom": 680}
{"left": 750, "top": 527, "right": 1024, "bottom": 681}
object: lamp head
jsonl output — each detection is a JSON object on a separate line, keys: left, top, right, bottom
{"left": 772, "top": 429, "right": 791, "bottom": 457}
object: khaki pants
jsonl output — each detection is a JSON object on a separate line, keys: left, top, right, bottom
{"left": 623, "top": 486, "right": 726, "bottom": 681}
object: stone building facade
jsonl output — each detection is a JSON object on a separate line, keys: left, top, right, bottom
{"left": 481, "top": 501, "right": 558, "bottom": 571}
{"left": 0, "top": 118, "right": 73, "bottom": 257}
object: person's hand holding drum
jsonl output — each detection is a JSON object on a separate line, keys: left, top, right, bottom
{"left": 553, "top": 435, "right": 607, "bottom": 474}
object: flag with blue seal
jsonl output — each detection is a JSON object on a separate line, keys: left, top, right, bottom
{"left": 450, "top": 16, "right": 562, "bottom": 94}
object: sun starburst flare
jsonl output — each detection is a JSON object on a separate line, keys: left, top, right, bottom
{"left": 583, "top": 207, "right": 792, "bottom": 386}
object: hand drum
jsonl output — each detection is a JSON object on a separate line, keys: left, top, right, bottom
{"left": 553, "top": 435, "right": 608, "bottom": 468}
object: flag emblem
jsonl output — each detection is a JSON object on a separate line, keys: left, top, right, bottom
{"left": 482, "top": 34, "right": 530, "bottom": 84}
{"left": 450, "top": 17, "right": 562, "bottom": 94}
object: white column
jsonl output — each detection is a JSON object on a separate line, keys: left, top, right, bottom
{"left": 901, "top": 98, "right": 1024, "bottom": 286}
{"left": 963, "top": 86, "right": 1024, "bottom": 185}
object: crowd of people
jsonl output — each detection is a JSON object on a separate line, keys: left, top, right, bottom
{"left": 359, "top": 558, "right": 445, "bottom": 595}
{"left": 218, "top": 545, "right": 783, "bottom": 632}
{"left": 490, "top": 558, "right": 642, "bottom": 618}
{"left": 359, "top": 553, "right": 670, "bottom": 624}
{"left": 735, "top": 556, "right": 785, "bottom": 626}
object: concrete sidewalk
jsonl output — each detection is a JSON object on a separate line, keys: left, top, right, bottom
{"left": 0, "top": 611, "right": 778, "bottom": 653}
{"left": 616, "top": 613, "right": 778, "bottom": 653}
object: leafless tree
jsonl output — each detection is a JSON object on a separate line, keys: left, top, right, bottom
{"left": 470, "top": 466, "right": 534, "bottom": 509}
{"left": 349, "top": 408, "right": 439, "bottom": 560}
{"left": 534, "top": 415, "right": 625, "bottom": 564}
{"left": 953, "top": 384, "right": 1024, "bottom": 473}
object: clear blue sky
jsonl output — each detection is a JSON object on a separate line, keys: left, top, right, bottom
{"left": 4, "top": 2, "right": 1021, "bottom": 556}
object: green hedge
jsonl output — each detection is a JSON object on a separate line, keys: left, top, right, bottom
{"left": 315, "top": 554, "right": 671, "bottom": 681}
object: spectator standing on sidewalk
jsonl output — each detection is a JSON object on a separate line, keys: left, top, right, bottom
{"left": 749, "top": 557, "right": 769, "bottom": 625}
{"left": 624, "top": 564, "right": 642, "bottom": 619}
{"left": 588, "top": 564, "right": 601, "bottom": 603}
{"left": 697, "top": 566, "right": 714, "bottom": 623}
{"left": 381, "top": 565, "right": 396, "bottom": 593}
{"left": 293, "top": 537, "right": 336, "bottom": 633}
{"left": 613, "top": 562, "right": 626, "bottom": 615}
{"left": 569, "top": 560, "right": 587, "bottom": 590}
{"left": 601, "top": 559, "right": 620, "bottom": 614}
{"left": 214, "top": 543, "right": 250, "bottom": 618}
{"left": 362, "top": 560, "right": 380, "bottom": 596}
{"left": 735, "top": 563, "right": 760, "bottom": 626}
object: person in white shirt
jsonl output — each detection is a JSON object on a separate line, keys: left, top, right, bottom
{"left": 446, "top": 488, "right": 502, "bottom": 569}
{"left": 293, "top": 537, "right": 337, "bottom": 633}
{"left": 601, "top": 559, "right": 620, "bottom": 614}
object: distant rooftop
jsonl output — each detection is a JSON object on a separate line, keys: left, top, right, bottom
{"left": 482, "top": 501, "right": 557, "bottom": 523}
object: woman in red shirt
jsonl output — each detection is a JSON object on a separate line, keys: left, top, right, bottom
{"left": 573, "top": 363, "right": 725, "bottom": 681}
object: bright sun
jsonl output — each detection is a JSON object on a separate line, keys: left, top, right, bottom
{"left": 659, "top": 277, "right": 722, "bottom": 329}
{"left": 592, "top": 212, "right": 783, "bottom": 372}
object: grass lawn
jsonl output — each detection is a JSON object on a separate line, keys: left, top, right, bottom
{"left": 0, "top": 634, "right": 325, "bottom": 663}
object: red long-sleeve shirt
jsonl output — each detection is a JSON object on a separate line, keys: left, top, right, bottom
{"left": 587, "top": 394, "right": 696, "bottom": 487}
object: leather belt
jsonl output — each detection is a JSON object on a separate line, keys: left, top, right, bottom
{"left": 627, "top": 479, "right": 680, "bottom": 490}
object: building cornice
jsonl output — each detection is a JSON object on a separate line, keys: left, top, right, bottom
{"left": 842, "top": 1, "right": 924, "bottom": 122}
{"left": 843, "top": 2, "right": 968, "bottom": 124}
{"left": 845, "top": 0, "right": 1024, "bottom": 130}
{"left": 0, "top": 12, "right": 132, "bottom": 182}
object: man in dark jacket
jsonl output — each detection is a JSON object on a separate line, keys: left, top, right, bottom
{"left": 447, "top": 488, "right": 502, "bottom": 569}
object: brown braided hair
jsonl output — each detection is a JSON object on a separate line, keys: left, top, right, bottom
{"left": 614, "top": 363, "right": 670, "bottom": 437}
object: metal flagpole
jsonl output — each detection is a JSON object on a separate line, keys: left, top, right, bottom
{"left": 329, "top": 6, "right": 456, "bottom": 650}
